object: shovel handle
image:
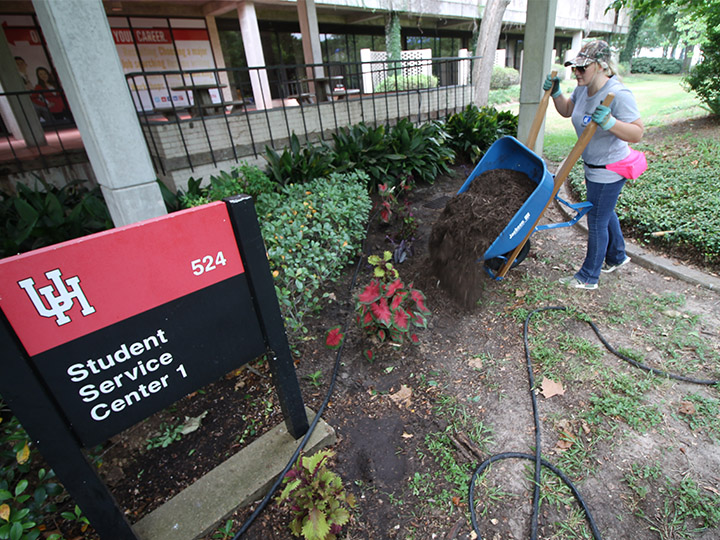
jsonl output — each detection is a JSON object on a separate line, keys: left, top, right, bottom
{"left": 526, "top": 70, "right": 557, "bottom": 151}
{"left": 496, "top": 93, "right": 615, "bottom": 279}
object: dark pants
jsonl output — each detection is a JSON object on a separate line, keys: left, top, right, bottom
{"left": 575, "top": 178, "right": 627, "bottom": 284}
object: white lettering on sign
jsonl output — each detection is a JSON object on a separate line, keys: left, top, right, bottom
{"left": 135, "top": 29, "right": 168, "bottom": 44}
{"left": 90, "top": 374, "right": 171, "bottom": 421}
{"left": 112, "top": 29, "right": 133, "bottom": 44}
{"left": 66, "top": 329, "right": 169, "bottom": 382}
{"left": 18, "top": 269, "right": 95, "bottom": 326}
{"left": 64, "top": 328, "right": 188, "bottom": 423}
{"left": 191, "top": 251, "right": 227, "bottom": 276}
{"left": 77, "top": 352, "right": 174, "bottom": 401}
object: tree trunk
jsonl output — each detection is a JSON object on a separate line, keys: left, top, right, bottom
{"left": 682, "top": 44, "right": 693, "bottom": 72}
{"left": 620, "top": 11, "right": 645, "bottom": 64}
{"left": 385, "top": 12, "right": 402, "bottom": 74}
{"left": 472, "top": 0, "right": 510, "bottom": 107}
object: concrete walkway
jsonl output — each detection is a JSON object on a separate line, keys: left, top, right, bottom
{"left": 557, "top": 183, "right": 720, "bottom": 293}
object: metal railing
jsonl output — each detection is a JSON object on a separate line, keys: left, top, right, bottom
{"left": 0, "top": 55, "right": 478, "bottom": 188}
{"left": 0, "top": 88, "right": 80, "bottom": 179}
{"left": 126, "top": 56, "right": 478, "bottom": 183}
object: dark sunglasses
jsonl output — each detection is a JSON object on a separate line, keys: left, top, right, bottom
{"left": 573, "top": 65, "right": 588, "bottom": 73}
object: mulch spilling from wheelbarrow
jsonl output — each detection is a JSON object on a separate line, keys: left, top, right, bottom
{"left": 428, "top": 168, "right": 536, "bottom": 308}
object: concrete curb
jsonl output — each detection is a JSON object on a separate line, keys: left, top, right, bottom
{"left": 133, "top": 407, "right": 336, "bottom": 540}
{"left": 557, "top": 183, "right": 720, "bottom": 293}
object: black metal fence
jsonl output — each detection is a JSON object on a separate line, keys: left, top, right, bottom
{"left": 0, "top": 55, "right": 477, "bottom": 189}
{"left": 126, "top": 56, "right": 477, "bottom": 185}
{"left": 0, "top": 87, "right": 81, "bottom": 180}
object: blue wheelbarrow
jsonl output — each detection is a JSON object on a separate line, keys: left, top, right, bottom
{"left": 457, "top": 92, "right": 615, "bottom": 281}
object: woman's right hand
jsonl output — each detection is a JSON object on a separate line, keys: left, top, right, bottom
{"left": 543, "top": 74, "right": 561, "bottom": 98}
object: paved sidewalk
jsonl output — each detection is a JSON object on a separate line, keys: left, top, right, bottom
{"left": 557, "top": 183, "right": 720, "bottom": 293}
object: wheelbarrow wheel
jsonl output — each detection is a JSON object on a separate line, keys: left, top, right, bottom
{"left": 485, "top": 240, "right": 532, "bottom": 273}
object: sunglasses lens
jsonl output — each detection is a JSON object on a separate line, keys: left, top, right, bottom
{"left": 574, "top": 66, "right": 586, "bottom": 73}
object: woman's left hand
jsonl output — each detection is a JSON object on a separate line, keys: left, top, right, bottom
{"left": 592, "top": 105, "right": 616, "bottom": 131}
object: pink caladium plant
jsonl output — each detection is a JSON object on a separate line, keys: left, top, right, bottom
{"left": 355, "top": 270, "right": 430, "bottom": 356}
{"left": 324, "top": 326, "right": 344, "bottom": 350}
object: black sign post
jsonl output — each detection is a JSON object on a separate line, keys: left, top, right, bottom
{"left": 0, "top": 196, "right": 308, "bottom": 539}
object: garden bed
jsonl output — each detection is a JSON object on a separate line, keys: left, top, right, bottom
{"left": 91, "top": 143, "right": 720, "bottom": 539}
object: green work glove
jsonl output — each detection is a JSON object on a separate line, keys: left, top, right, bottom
{"left": 592, "top": 105, "right": 616, "bottom": 131}
{"left": 543, "top": 74, "right": 561, "bottom": 98}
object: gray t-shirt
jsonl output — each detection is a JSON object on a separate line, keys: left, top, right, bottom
{"left": 570, "top": 76, "right": 641, "bottom": 183}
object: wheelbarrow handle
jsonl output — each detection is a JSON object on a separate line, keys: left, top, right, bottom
{"left": 496, "top": 93, "right": 615, "bottom": 279}
{"left": 526, "top": 70, "right": 557, "bottom": 152}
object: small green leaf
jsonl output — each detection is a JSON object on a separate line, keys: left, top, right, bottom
{"left": 14, "top": 480, "right": 28, "bottom": 497}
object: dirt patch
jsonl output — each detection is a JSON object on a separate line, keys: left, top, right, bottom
{"left": 429, "top": 169, "right": 536, "bottom": 308}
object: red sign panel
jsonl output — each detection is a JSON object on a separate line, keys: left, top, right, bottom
{"left": 0, "top": 202, "right": 243, "bottom": 357}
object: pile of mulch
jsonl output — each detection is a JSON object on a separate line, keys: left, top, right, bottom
{"left": 428, "top": 168, "right": 537, "bottom": 308}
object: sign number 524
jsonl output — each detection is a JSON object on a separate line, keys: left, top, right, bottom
{"left": 191, "top": 251, "right": 227, "bottom": 276}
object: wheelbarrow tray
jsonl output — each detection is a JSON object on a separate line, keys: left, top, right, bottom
{"left": 457, "top": 136, "right": 554, "bottom": 261}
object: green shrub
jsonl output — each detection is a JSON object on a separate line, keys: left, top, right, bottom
{"left": 264, "top": 134, "right": 334, "bottom": 187}
{"left": 444, "top": 104, "right": 518, "bottom": 164}
{"left": 488, "top": 85, "right": 520, "bottom": 106}
{"left": 374, "top": 73, "right": 438, "bottom": 92}
{"left": 630, "top": 57, "right": 682, "bottom": 74}
{"left": 177, "top": 163, "right": 275, "bottom": 209}
{"left": 387, "top": 119, "right": 453, "bottom": 187}
{"left": 276, "top": 450, "right": 355, "bottom": 540}
{"left": 684, "top": 9, "right": 720, "bottom": 115}
{"left": 332, "top": 120, "right": 453, "bottom": 191}
{"left": 332, "top": 123, "right": 391, "bottom": 188}
{"left": 685, "top": 63, "right": 720, "bottom": 115}
{"left": 256, "top": 172, "right": 372, "bottom": 335}
{"left": 0, "top": 178, "right": 112, "bottom": 259}
{"left": 490, "top": 66, "right": 520, "bottom": 89}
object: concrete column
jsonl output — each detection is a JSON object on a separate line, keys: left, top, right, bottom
{"left": 507, "top": 40, "right": 516, "bottom": 69}
{"left": 205, "top": 15, "right": 233, "bottom": 103}
{"left": 517, "top": 0, "right": 558, "bottom": 155}
{"left": 564, "top": 31, "right": 583, "bottom": 79}
{"left": 32, "top": 0, "right": 166, "bottom": 227}
{"left": 297, "top": 0, "right": 325, "bottom": 79}
{"left": 0, "top": 28, "right": 46, "bottom": 146}
{"left": 238, "top": 2, "right": 272, "bottom": 109}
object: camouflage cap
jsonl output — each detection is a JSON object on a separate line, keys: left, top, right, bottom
{"left": 564, "top": 40, "right": 611, "bottom": 68}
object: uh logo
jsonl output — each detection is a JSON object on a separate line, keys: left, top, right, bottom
{"left": 18, "top": 268, "right": 95, "bottom": 326}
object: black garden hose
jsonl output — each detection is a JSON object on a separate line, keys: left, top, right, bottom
{"left": 232, "top": 210, "right": 377, "bottom": 539}
{"left": 468, "top": 306, "right": 719, "bottom": 540}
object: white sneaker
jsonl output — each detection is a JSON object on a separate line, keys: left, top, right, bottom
{"left": 559, "top": 276, "right": 598, "bottom": 290}
{"left": 601, "top": 256, "right": 631, "bottom": 273}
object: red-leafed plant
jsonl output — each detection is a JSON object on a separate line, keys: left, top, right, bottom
{"left": 324, "top": 326, "right": 344, "bottom": 350}
{"left": 355, "top": 251, "right": 430, "bottom": 360}
{"left": 376, "top": 181, "right": 417, "bottom": 264}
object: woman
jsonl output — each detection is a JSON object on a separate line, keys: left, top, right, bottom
{"left": 32, "top": 66, "right": 71, "bottom": 121}
{"left": 544, "top": 40, "right": 644, "bottom": 290}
